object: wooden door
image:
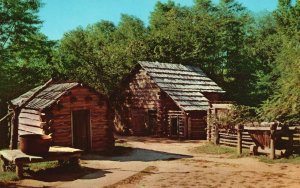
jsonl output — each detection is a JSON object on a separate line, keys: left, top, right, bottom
{"left": 147, "top": 110, "right": 157, "bottom": 135}
{"left": 131, "top": 109, "right": 145, "bottom": 136}
{"left": 170, "top": 117, "right": 179, "bottom": 136}
{"left": 72, "top": 110, "right": 91, "bottom": 151}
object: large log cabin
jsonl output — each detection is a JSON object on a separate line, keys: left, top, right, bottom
{"left": 9, "top": 81, "right": 114, "bottom": 152}
{"left": 115, "top": 61, "right": 226, "bottom": 139}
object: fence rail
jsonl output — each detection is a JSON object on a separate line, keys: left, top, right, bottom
{"left": 207, "top": 123, "right": 300, "bottom": 159}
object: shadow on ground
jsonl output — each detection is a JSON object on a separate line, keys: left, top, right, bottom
{"left": 117, "top": 136, "right": 204, "bottom": 144}
{"left": 24, "top": 165, "right": 111, "bottom": 183}
{"left": 83, "top": 147, "right": 192, "bottom": 162}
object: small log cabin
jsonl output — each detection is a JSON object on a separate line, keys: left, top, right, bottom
{"left": 115, "top": 61, "right": 226, "bottom": 139}
{"left": 9, "top": 81, "right": 114, "bottom": 152}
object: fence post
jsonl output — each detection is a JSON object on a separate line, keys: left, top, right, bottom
{"left": 270, "top": 123, "right": 278, "bottom": 159}
{"left": 236, "top": 124, "right": 244, "bottom": 155}
{"left": 207, "top": 123, "right": 211, "bottom": 142}
{"left": 213, "top": 124, "right": 219, "bottom": 145}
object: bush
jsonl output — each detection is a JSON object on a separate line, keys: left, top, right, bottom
{"left": 208, "top": 104, "right": 259, "bottom": 129}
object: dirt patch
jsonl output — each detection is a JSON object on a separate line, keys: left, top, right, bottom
{"left": 15, "top": 136, "right": 300, "bottom": 188}
{"left": 103, "top": 166, "right": 158, "bottom": 188}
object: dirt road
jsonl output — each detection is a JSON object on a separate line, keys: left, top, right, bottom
{"left": 18, "top": 136, "right": 300, "bottom": 188}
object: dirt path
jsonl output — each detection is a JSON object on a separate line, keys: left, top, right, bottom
{"left": 18, "top": 136, "right": 300, "bottom": 188}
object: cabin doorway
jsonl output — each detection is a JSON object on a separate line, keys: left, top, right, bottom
{"left": 72, "top": 109, "right": 91, "bottom": 151}
{"left": 147, "top": 110, "right": 157, "bottom": 135}
{"left": 170, "top": 117, "right": 179, "bottom": 137}
{"left": 131, "top": 109, "right": 145, "bottom": 135}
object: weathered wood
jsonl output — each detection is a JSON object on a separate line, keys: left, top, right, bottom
{"left": 19, "top": 124, "right": 43, "bottom": 134}
{"left": 214, "top": 125, "right": 220, "bottom": 145}
{"left": 250, "top": 145, "right": 258, "bottom": 155}
{"left": 11, "top": 82, "right": 114, "bottom": 152}
{"left": 18, "top": 118, "right": 43, "bottom": 127}
{"left": 236, "top": 124, "right": 244, "bottom": 155}
{"left": 270, "top": 124, "right": 277, "bottom": 159}
{"left": 16, "top": 162, "right": 23, "bottom": 178}
{"left": 0, "top": 111, "right": 13, "bottom": 123}
{"left": 10, "top": 79, "right": 53, "bottom": 150}
{"left": 0, "top": 146, "right": 83, "bottom": 178}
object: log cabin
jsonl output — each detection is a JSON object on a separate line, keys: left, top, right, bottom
{"left": 115, "top": 61, "right": 226, "bottom": 139}
{"left": 9, "top": 81, "right": 114, "bottom": 152}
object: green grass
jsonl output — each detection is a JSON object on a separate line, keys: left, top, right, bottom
{"left": 0, "top": 159, "right": 19, "bottom": 183}
{"left": 258, "top": 155, "right": 300, "bottom": 164}
{"left": 27, "top": 161, "right": 59, "bottom": 172}
{"left": 192, "top": 143, "right": 300, "bottom": 164}
{"left": 0, "top": 171, "right": 19, "bottom": 182}
{"left": 191, "top": 143, "right": 249, "bottom": 158}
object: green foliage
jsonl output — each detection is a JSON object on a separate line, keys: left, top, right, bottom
{"left": 0, "top": 0, "right": 299, "bottom": 134}
{"left": 208, "top": 104, "right": 258, "bottom": 128}
{"left": 0, "top": 0, "right": 55, "bottom": 148}
{"left": 0, "top": 0, "right": 42, "bottom": 62}
{"left": 260, "top": 37, "right": 300, "bottom": 123}
{"left": 56, "top": 15, "right": 149, "bottom": 94}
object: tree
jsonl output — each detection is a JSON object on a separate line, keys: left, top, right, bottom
{"left": 56, "top": 15, "right": 149, "bottom": 94}
{"left": 0, "top": 0, "right": 42, "bottom": 62}
{"left": 0, "top": 0, "right": 55, "bottom": 148}
{"left": 260, "top": 38, "right": 300, "bottom": 123}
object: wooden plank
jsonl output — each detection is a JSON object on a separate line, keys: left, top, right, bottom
{"left": 19, "top": 118, "right": 42, "bottom": 127}
{"left": 20, "top": 109, "right": 40, "bottom": 115}
{"left": 19, "top": 124, "right": 43, "bottom": 134}
{"left": 19, "top": 113, "right": 41, "bottom": 121}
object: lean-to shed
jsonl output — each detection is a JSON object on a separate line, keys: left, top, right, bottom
{"left": 9, "top": 81, "right": 114, "bottom": 152}
{"left": 115, "top": 61, "right": 226, "bottom": 139}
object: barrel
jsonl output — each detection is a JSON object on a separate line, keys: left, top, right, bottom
{"left": 19, "top": 134, "right": 52, "bottom": 156}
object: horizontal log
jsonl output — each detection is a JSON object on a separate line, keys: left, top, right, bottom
{"left": 20, "top": 109, "right": 40, "bottom": 115}
{"left": 18, "top": 129, "right": 36, "bottom": 135}
{"left": 19, "top": 124, "right": 43, "bottom": 134}
{"left": 19, "top": 113, "right": 41, "bottom": 121}
{"left": 19, "top": 118, "right": 45, "bottom": 128}
{"left": 220, "top": 142, "right": 251, "bottom": 149}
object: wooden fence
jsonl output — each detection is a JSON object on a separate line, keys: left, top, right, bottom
{"left": 207, "top": 123, "right": 300, "bottom": 159}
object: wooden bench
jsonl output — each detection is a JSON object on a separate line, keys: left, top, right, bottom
{"left": 0, "top": 146, "right": 83, "bottom": 178}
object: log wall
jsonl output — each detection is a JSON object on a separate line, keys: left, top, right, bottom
{"left": 50, "top": 86, "right": 114, "bottom": 152}
{"left": 122, "top": 69, "right": 161, "bottom": 135}
{"left": 159, "top": 91, "right": 183, "bottom": 137}
{"left": 119, "top": 68, "right": 212, "bottom": 140}
{"left": 18, "top": 109, "right": 43, "bottom": 136}
{"left": 188, "top": 111, "right": 207, "bottom": 140}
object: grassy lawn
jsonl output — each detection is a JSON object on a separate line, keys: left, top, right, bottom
{"left": 0, "top": 159, "right": 19, "bottom": 184}
{"left": 192, "top": 142, "right": 300, "bottom": 164}
{"left": 191, "top": 142, "right": 249, "bottom": 158}
{"left": 0, "top": 159, "right": 86, "bottom": 185}
{"left": 258, "top": 155, "right": 300, "bottom": 164}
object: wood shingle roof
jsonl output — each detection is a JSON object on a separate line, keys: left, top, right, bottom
{"left": 139, "top": 61, "right": 225, "bottom": 111}
{"left": 11, "top": 82, "right": 79, "bottom": 110}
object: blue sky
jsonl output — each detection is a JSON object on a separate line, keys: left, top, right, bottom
{"left": 39, "top": 0, "right": 280, "bottom": 40}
